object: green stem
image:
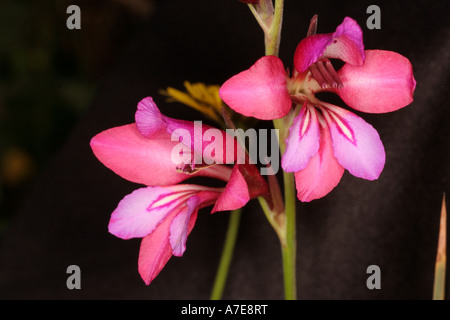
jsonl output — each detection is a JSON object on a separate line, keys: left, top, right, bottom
{"left": 266, "top": 0, "right": 297, "bottom": 300}
{"left": 280, "top": 170, "right": 297, "bottom": 300}
{"left": 265, "top": 0, "right": 284, "bottom": 56}
{"left": 210, "top": 208, "right": 243, "bottom": 300}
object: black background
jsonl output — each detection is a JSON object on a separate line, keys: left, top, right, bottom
{"left": 0, "top": 0, "right": 448, "bottom": 300}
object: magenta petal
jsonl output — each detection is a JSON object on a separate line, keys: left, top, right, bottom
{"left": 136, "top": 96, "right": 240, "bottom": 165}
{"left": 135, "top": 97, "right": 167, "bottom": 138}
{"left": 294, "top": 34, "right": 332, "bottom": 73}
{"left": 323, "top": 104, "right": 385, "bottom": 180}
{"left": 282, "top": 104, "right": 320, "bottom": 172}
{"left": 90, "top": 124, "right": 233, "bottom": 185}
{"left": 336, "top": 50, "right": 416, "bottom": 113}
{"left": 219, "top": 56, "right": 291, "bottom": 120}
{"left": 294, "top": 115, "right": 344, "bottom": 202}
{"left": 294, "top": 17, "right": 365, "bottom": 73}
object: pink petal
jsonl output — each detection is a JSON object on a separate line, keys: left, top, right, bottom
{"left": 219, "top": 56, "right": 291, "bottom": 120}
{"left": 90, "top": 124, "right": 233, "bottom": 185}
{"left": 322, "top": 104, "right": 385, "bottom": 180}
{"left": 169, "top": 190, "right": 220, "bottom": 255}
{"left": 282, "top": 104, "right": 320, "bottom": 172}
{"left": 135, "top": 97, "right": 167, "bottom": 138}
{"left": 108, "top": 185, "right": 220, "bottom": 240}
{"left": 211, "top": 163, "right": 269, "bottom": 213}
{"left": 138, "top": 216, "right": 174, "bottom": 285}
{"left": 294, "top": 17, "right": 365, "bottom": 73}
{"left": 138, "top": 206, "right": 198, "bottom": 285}
{"left": 336, "top": 50, "right": 416, "bottom": 113}
{"left": 136, "top": 97, "right": 241, "bottom": 165}
{"left": 137, "top": 191, "right": 214, "bottom": 285}
{"left": 169, "top": 197, "right": 198, "bottom": 257}
{"left": 212, "top": 165, "right": 250, "bottom": 213}
{"left": 294, "top": 114, "right": 344, "bottom": 202}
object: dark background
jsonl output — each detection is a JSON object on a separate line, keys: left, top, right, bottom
{"left": 0, "top": 0, "right": 448, "bottom": 299}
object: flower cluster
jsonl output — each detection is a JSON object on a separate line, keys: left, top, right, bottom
{"left": 90, "top": 14, "right": 415, "bottom": 286}
{"left": 220, "top": 17, "right": 416, "bottom": 201}
{"left": 91, "top": 97, "right": 268, "bottom": 284}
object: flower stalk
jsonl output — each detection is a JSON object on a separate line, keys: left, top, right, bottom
{"left": 252, "top": 0, "right": 298, "bottom": 300}
{"left": 210, "top": 208, "right": 243, "bottom": 300}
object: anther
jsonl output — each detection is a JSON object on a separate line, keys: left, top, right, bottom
{"left": 309, "top": 59, "right": 343, "bottom": 89}
{"left": 324, "top": 60, "right": 343, "bottom": 89}
{"left": 309, "top": 63, "right": 328, "bottom": 89}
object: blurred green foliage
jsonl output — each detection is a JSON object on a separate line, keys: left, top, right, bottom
{"left": 0, "top": 0, "right": 93, "bottom": 234}
{"left": 0, "top": 0, "right": 150, "bottom": 235}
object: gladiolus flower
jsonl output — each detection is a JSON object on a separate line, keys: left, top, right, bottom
{"left": 219, "top": 17, "right": 416, "bottom": 202}
{"left": 90, "top": 97, "right": 268, "bottom": 284}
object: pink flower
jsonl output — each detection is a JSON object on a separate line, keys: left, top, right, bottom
{"left": 90, "top": 97, "right": 268, "bottom": 284}
{"left": 219, "top": 17, "right": 416, "bottom": 202}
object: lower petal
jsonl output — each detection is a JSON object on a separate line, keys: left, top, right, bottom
{"left": 294, "top": 117, "right": 344, "bottom": 202}
{"left": 323, "top": 104, "right": 385, "bottom": 180}
{"left": 169, "top": 197, "right": 199, "bottom": 257}
{"left": 282, "top": 104, "right": 320, "bottom": 173}
{"left": 108, "top": 186, "right": 186, "bottom": 240}
{"left": 138, "top": 214, "right": 175, "bottom": 285}
{"left": 108, "top": 185, "right": 220, "bottom": 240}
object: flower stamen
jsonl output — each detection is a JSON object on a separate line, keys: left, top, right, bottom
{"left": 309, "top": 59, "right": 343, "bottom": 89}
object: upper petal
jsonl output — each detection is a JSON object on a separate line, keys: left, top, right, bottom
{"left": 335, "top": 50, "right": 416, "bottom": 113}
{"left": 135, "top": 97, "right": 168, "bottom": 138}
{"left": 136, "top": 97, "right": 241, "bottom": 165}
{"left": 294, "top": 17, "right": 365, "bottom": 73}
{"left": 322, "top": 104, "right": 385, "bottom": 180}
{"left": 282, "top": 103, "right": 320, "bottom": 172}
{"left": 294, "top": 114, "right": 344, "bottom": 202}
{"left": 90, "top": 124, "right": 233, "bottom": 185}
{"left": 219, "top": 56, "right": 291, "bottom": 120}
{"left": 137, "top": 215, "right": 174, "bottom": 285}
